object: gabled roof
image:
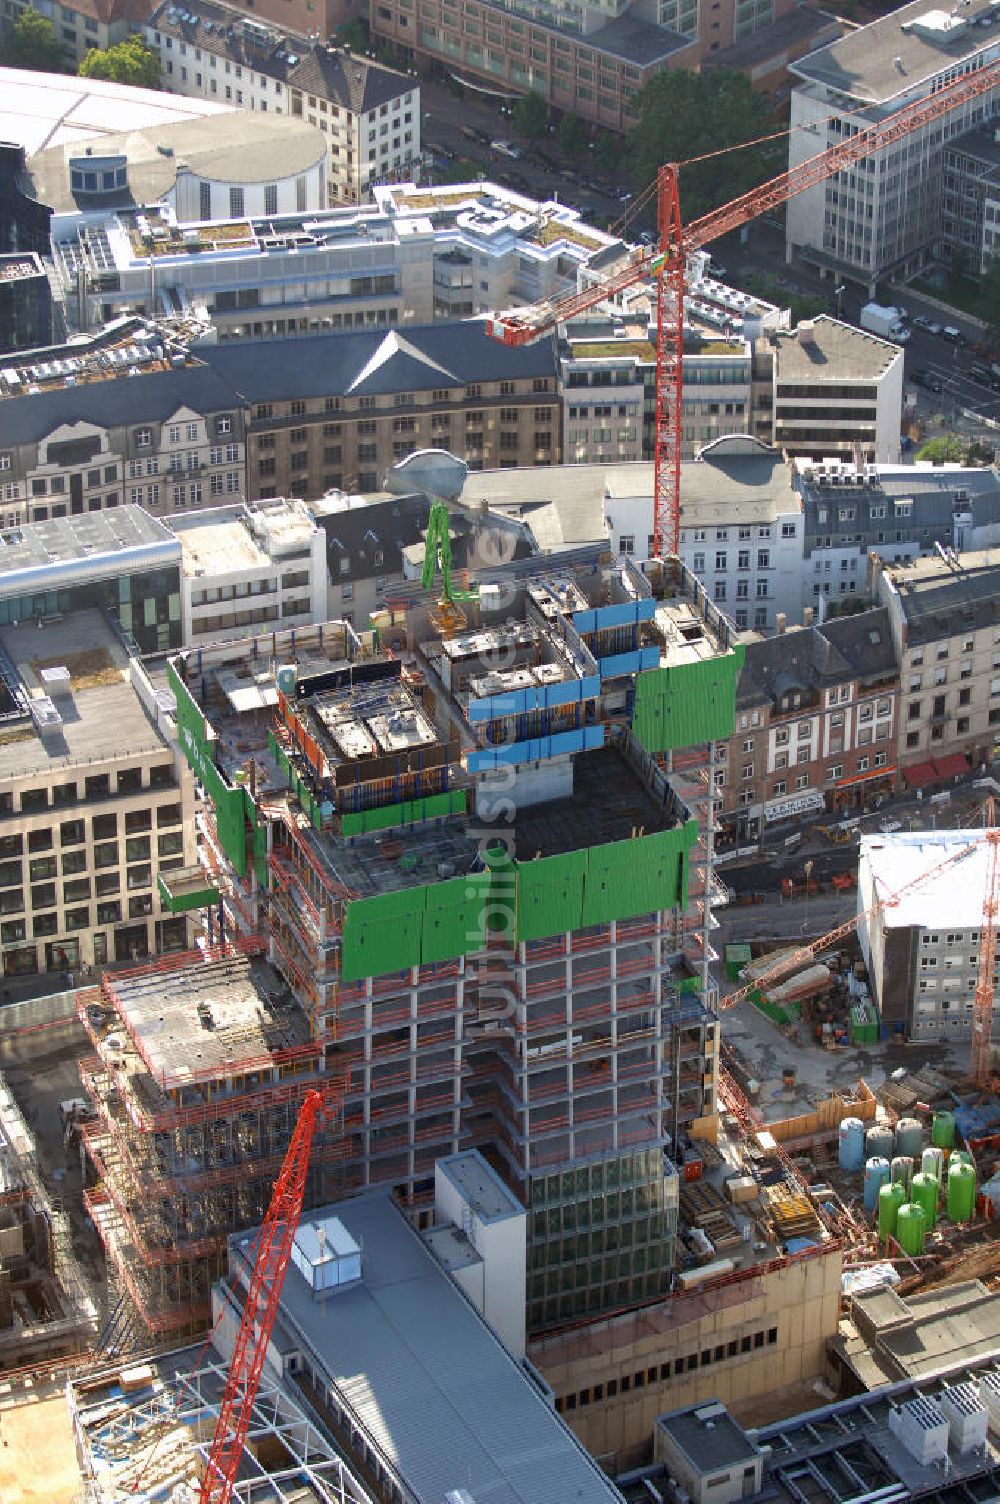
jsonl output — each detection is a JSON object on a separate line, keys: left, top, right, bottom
{"left": 289, "top": 45, "right": 412, "bottom": 113}
{"left": 736, "top": 608, "right": 897, "bottom": 710}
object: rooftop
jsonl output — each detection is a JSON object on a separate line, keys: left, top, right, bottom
{"left": 148, "top": 0, "right": 415, "bottom": 110}
{"left": 860, "top": 829, "right": 993, "bottom": 931}
{"left": 0, "top": 65, "right": 226, "bottom": 158}
{"left": 680, "top": 436, "right": 801, "bottom": 525}
{"left": 169, "top": 505, "right": 271, "bottom": 576}
{"left": 790, "top": 0, "right": 1000, "bottom": 106}
{"left": 437, "top": 1149, "right": 524, "bottom": 1223}
{"left": 770, "top": 315, "right": 901, "bottom": 382}
{"left": 0, "top": 505, "right": 177, "bottom": 594}
{"left": 737, "top": 608, "right": 896, "bottom": 709}
{"left": 29, "top": 110, "right": 327, "bottom": 214}
{"left": 876, "top": 546, "right": 1000, "bottom": 642}
{"left": 658, "top": 1401, "right": 760, "bottom": 1473}
{"left": 0, "top": 608, "right": 169, "bottom": 784}
{"left": 99, "top": 951, "right": 311, "bottom": 1088}
{"left": 232, "top": 1189, "right": 625, "bottom": 1504}
{"left": 0, "top": 252, "right": 45, "bottom": 283}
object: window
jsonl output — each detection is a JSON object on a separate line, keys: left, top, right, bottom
{"left": 619, "top": 534, "right": 634, "bottom": 554}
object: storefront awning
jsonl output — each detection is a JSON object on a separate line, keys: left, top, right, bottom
{"left": 764, "top": 789, "right": 825, "bottom": 823}
{"left": 902, "top": 761, "right": 938, "bottom": 790}
{"left": 836, "top": 765, "right": 896, "bottom": 789}
{"left": 932, "top": 753, "right": 969, "bottom": 781}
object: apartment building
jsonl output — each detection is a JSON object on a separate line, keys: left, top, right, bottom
{"left": 50, "top": 181, "right": 620, "bottom": 340}
{"left": 0, "top": 608, "right": 195, "bottom": 979}
{"left": 144, "top": 0, "right": 421, "bottom": 204}
{"left": 798, "top": 457, "right": 1000, "bottom": 613}
{"left": 871, "top": 547, "right": 1000, "bottom": 775}
{"left": 0, "top": 318, "right": 246, "bottom": 527}
{"left": 372, "top": 0, "right": 836, "bottom": 133}
{"left": 167, "top": 498, "right": 327, "bottom": 645}
{"left": 858, "top": 829, "right": 999, "bottom": 1039}
{"left": 715, "top": 607, "right": 898, "bottom": 848}
{"left": 752, "top": 317, "right": 904, "bottom": 463}
{"left": 786, "top": 0, "right": 1000, "bottom": 285}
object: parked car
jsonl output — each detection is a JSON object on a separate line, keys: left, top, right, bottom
{"left": 491, "top": 139, "right": 524, "bottom": 160}
{"left": 910, "top": 369, "right": 943, "bottom": 392}
{"left": 942, "top": 325, "right": 965, "bottom": 343}
{"left": 913, "top": 314, "right": 933, "bottom": 331}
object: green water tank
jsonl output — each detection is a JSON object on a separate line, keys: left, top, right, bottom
{"left": 896, "top": 1202, "right": 927, "bottom": 1256}
{"left": 947, "top": 1160, "right": 976, "bottom": 1224}
{"left": 910, "top": 1170, "right": 939, "bottom": 1230}
{"left": 931, "top": 1111, "right": 956, "bottom": 1149}
{"left": 878, "top": 1180, "right": 905, "bottom": 1239}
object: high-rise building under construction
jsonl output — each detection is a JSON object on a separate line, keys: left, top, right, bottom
{"left": 80, "top": 551, "right": 742, "bottom": 1335}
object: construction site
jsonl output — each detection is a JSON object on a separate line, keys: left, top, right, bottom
{"left": 76, "top": 551, "right": 743, "bottom": 1338}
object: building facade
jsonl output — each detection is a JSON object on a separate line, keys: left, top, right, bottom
{"left": 144, "top": 1, "right": 421, "bottom": 204}
{"left": 785, "top": 0, "right": 1000, "bottom": 285}
{"left": 0, "top": 609, "right": 195, "bottom": 978}
{"left": 715, "top": 607, "right": 899, "bottom": 849}
{"left": 871, "top": 547, "right": 1000, "bottom": 775}
{"left": 0, "top": 252, "right": 53, "bottom": 355}
{"left": 168, "top": 498, "right": 327, "bottom": 645}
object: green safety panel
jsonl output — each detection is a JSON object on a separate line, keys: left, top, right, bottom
{"left": 632, "top": 649, "right": 743, "bottom": 753}
{"left": 342, "top": 888, "right": 422, "bottom": 981}
{"left": 170, "top": 661, "right": 251, "bottom": 877}
{"left": 156, "top": 873, "right": 219, "bottom": 914}
{"left": 340, "top": 789, "right": 467, "bottom": 837}
{"left": 580, "top": 823, "right": 696, "bottom": 927}
{"left": 422, "top": 872, "right": 490, "bottom": 964}
{"left": 515, "top": 850, "right": 588, "bottom": 942}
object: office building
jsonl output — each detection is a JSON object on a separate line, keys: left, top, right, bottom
{"left": 50, "top": 180, "right": 620, "bottom": 339}
{"left": 858, "top": 829, "right": 998, "bottom": 1039}
{"left": 0, "top": 252, "right": 53, "bottom": 355}
{"left": 786, "top": 0, "right": 1000, "bottom": 285}
{"left": 871, "top": 546, "right": 1000, "bottom": 773}
{"left": 0, "top": 141, "right": 51, "bottom": 256}
{"left": 373, "top": 0, "right": 838, "bottom": 134}
{"left": 752, "top": 316, "right": 904, "bottom": 462}
{"left": 144, "top": 1, "right": 421, "bottom": 205}
{"left": 29, "top": 110, "right": 329, "bottom": 222}
{"left": 941, "top": 123, "right": 1000, "bottom": 277}
{"left": 715, "top": 607, "right": 899, "bottom": 848}
{"left": 0, "top": 608, "right": 195, "bottom": 978}
{"left": 0, "top": 505, "right": 182, "bottom": 653}
{"left": 169, "top": 498, "right": 327, "bottom": 645}
{"left": 80, "top": 549, "right": 740, "bottom": 1332}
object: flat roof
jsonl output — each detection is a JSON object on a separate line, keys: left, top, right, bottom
{"left": 438, "top": 1150, "right": 524, "bottom": 1223}
{"left": 240, "top": 1189, "right": 625, "bottom": 1504}
{"left": 658, "top": 1402, "right": 759, "bottom": 1472}
{"left": 0, "top": 506, "right": 176, "bottom": 587}
{"left": 106, "top": 952, "right": 311, "bottom": 1086}
{"left": 29, "top": 111, "right": 327, "bottom": 214}
{"left": 880, "top": 547, "right": 1000, "bottom": 642}
{"left": 861, "top": 829, "right": 992, "bottom": 930}
{"left": 0, "top": 65, "right": 227, "bottom": 158}
{"left": 169, "top": 506, "right": 268, "bottom": 576}
{"left": 0, "top": 609, "right": 168, "bottom": 784}
{"left": 772, "top": 316, "right": 900, "bottom": 382}
{"left": 790, "top": 0, "right": 1000, "bottom": 106}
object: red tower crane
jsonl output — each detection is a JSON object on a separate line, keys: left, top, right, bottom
{"left": 488, "top": 59, "right": 1000, "bottom": 557}
{"left": 199, "top": 1088, "right": 327, "bottom": 1504}
{"left": 971, "top": 800, "right": 1000, "bottom": 1087}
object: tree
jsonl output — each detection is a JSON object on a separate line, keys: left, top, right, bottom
{"left": 0, "top": 7, "right": 66, "bottom": 72}
{"left": 916, "top": 435, "right": 967, "bottom": 464}
{"left": 513, "top": 90, "right": 547, "bottom": 141}
{"left": 624, "top": 69, "right": 778, "bottom": 220}
{"left": 79, "top": 37, "right": 160, "bottom": 88}
{"left": 594, "top": 130, "right": 619, "bottom": 174}
{"left": 335, "top": 18, "right": 368, "bottom": 51}
{"left": 556, "top": 111, "right": 585, "bottom": 159}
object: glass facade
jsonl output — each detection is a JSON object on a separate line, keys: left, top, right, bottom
{"left": 526, "top": 1146, "right": 679, "bottom": 1332}
{"left": 0, "top": 565, "right": 182, "bottom": 654}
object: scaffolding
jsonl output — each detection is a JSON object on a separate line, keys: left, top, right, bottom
{"left": 96, "top": 556, "right": 741, "bottom": 1335}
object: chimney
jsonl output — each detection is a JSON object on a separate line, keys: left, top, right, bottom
{"left": 797, "top": 321, "right": 816, "bottom": 347}
{"left": 803, "top": 606, "right": 814, "bottom": 628}
{"left": 776, "top": 612, "right": 787, "bottom": 635}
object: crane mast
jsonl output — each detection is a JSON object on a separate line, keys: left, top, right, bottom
{"left": 199, "top": 1088, "right": 326, "bottom": 1504}
{"left": 488, "top": 57, "right": 1000, "bottom": 555}
{"left": 972, "top": 801, "right": 1000, "bottom": 1087}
